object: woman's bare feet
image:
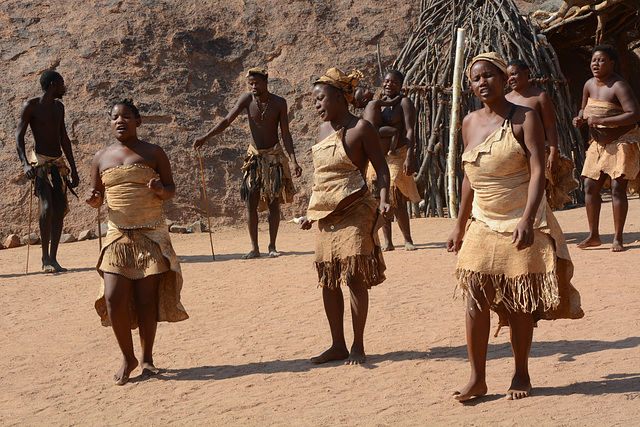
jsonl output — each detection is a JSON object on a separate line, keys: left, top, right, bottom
{"left": 345, "top": 346, "right": 366, "bottom": 365}
{"left": 141, "top": 361, "right": 160, "bottom": 377}
{"left": 506, "top": 376, "right": 532, "bottom": 400}
{"left": 452, "top": 380, "right": 488, "bottom": 402}
{"left": 611, "top": 239, "right": 625, "bottom": 252}
{"left": 310, "top": 345, "right": 349, "bottom": 364}
{"left": 404, "top": 241, "right": 416, "bottom": 251}
{"left": 577, "top": 235, "right": 601, "bottom": 249}
{"left": 381, "top": 244, "right": 395, "bottom": 252}
{"left": 114, "top": 358, "right": 139, "bottom": 386}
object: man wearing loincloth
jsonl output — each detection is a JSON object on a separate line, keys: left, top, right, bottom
{"left": 506, "top": 59, "right": 578, "bottom": 209}
{"left": 573, "top": 45, "right": 640, "bottom": 252}
{"left": 299, "top": 67, "right": 392, "bottom": 365}
{"left": 15, "top": 70, "right": 80, "bottom": 273}
{"left": 194, "top": 67, "right": 302, "bottom": 259}
{"left": 366, "top": 70, "right": 421, "bottom": 251}
{"left": 448, "top": 52, "right": 583, "bottom": 401}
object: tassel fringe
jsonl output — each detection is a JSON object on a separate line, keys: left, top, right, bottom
{"left": 315, "top": 255, "right": 384, "bottom": 290}
{"left": 455, "top": 269, "right": 560, "bottom": 314}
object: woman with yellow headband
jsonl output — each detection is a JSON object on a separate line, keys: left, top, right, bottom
{"left": 447, "top": 52, "right": 583, "bottom": 401}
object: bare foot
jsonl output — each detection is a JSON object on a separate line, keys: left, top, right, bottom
{"left": 310, "top": 346, "right": 349, "bottom": 364}
{"left": 404, "top": 241, "right": 416, "bottom": 251}
{"left": 577, "top": 236, "right": 601, "bottom": 249}
{"left": 345, "top": 346, "right": 366, "bottom": 365}
{"left": 611, "top": 240, "right": 625, "bottom": 252}
{"left": 506, "top": 376, "right": 532, "bottom": 400}
{"left": 382, "top": 244, "right": 395, "bottom": 252}
{"left": 141, "top": 361, "right": 160, "bottom": 377}
{"left": 42, "top": 263, "right": 56, "bottom": 273}
{"left": 114, "top": 358, "right": 139, "bottom": 386}
{"left": 242, "top": 250, "right": 260, "bottom": 259}
{"left": 51, "top": 260, "right": 68, "bottom": 272}
{"left": 452, "top": 380, "right": 488, "bottom": 402}
{"left": 268, "top": 247, "right": 281, "bottom": 258}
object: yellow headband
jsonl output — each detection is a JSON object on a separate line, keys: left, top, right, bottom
{"left": 246, "top": 67, "right": 268, "bottom": 78}
{"left": 314, "top": 67, "right": 363, "bottom": 104}
{"left": 465, "top": 52, "right": 507, "bottom": 79}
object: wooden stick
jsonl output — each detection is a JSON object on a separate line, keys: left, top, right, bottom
{"left": 447, "top": 28, "right": 465, "bottom": 219}
{"left": 197, "top": 148, "right": 215, "bottom": 261}
{"left": 26, "top": 179, "right": 33, "bottom": 275}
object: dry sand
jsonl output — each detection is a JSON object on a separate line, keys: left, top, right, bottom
{"left": 1, "top": 197, "right": 640, "bottom": 425}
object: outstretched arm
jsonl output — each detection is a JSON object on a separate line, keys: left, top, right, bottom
{"left": 59, "top": 103, "right": 79, "bottom": 187}
{"left": 401, "top": 97, "right": 417, "bottom": 175}
{"left": 278, "top": 99, "right": 302, "bottom": 178}
{"left": 194, "top": 93, "right": 251, "bottom": 149}
{"left": 15, "top": 101, "right": 36, "bottom": 179}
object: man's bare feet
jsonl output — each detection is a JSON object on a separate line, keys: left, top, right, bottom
{"left": 114, "top": 358, "right": 139, "bottom": 386}
{"left": 42, "top": 263, "right": 56, "bottom": 273}
{"left": 611, "top": 240, "right": 625, "bottom": 252}
{"left": 452, "top": 380, "right": 488, "bottom": 402}
{"left": 310, "top": 345, "right": 349, "bottom": 364}
{"left": 51, "top": 260, "right": 68, "bottom": 272}
{"left": 506, "top": 376, "right": 532, "bottom": 400}
{"left": 404, "top": 241, "right": 416, "bottom": 251}
{"left": 345, "top": 346, "right": 366, "bottom": 365}
{"left": 242, "top": 250, "right": 260, "bottom": 259}
{"left": 577, "top": 235, "right": 601, "bottom": 249}
{"left": 141, "top": 361, "right": 160, "bottom": 377}
{"left": 382, "top": 244, "right": 395, "bottom": 252}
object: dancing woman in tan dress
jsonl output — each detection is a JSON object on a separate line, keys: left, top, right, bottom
{"left": 573, "top": 45, "right": 640, "bottom": 252}
{"left": 86, "top": 100, "right": 188, "bottom": 385}
{"left": 447, "top": 53, "right": 583, "bottom": 402}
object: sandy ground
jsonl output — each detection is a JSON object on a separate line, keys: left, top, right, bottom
{"left": 1, "top": 197, "right": 640, "bottom": 426}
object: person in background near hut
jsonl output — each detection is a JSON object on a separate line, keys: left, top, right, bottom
{"left": 447, "top": 52, "right": 583, "bottom": 402}
{"left": 86, "top": 100, "right": 188, "bottom": 385}
{"left": 193, "top": 67, "right": 302, "bottom": 259}
{"left": 365, "top": 70, "right": 421, "bottom": 251}
{"left": 353, "top": 86, "right": 402, "bottom": 148}
{"left": 506, "top": 59, "right": 578, "bottom": 209}
{"left": 573, "top": 45, "right": 640, "bottom": 252}
{"left": 299, "top": 68, "right": 392, "bottom": 365}
{"left": 15, "top": 70, "right": 80, "bottom": 273}
{"left": 506, "top": 59, "right": 559, "bottom": 171}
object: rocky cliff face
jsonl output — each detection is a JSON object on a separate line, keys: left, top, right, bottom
{"left": 0, "top": 0, "right": 419, "bottom": 238}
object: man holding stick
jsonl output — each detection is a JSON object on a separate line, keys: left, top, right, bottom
{"left": 16, "top": 70, "right": 79, "bottom": 273}
{"left": 194, "top": 67, "right": 302, "bottom": 259}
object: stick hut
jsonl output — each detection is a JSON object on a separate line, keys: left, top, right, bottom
{"left": 393, "top": 0, "right": 585, "bottom": 217}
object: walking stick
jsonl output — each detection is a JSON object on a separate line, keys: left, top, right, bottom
{"left": 26, "top": 179, "right": 34, "bottom": 275}
{"left": 197, "top": 148, "right": 216, "bottom": 261}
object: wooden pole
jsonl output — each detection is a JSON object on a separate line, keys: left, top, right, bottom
{"left": 197, "top": 148, "right": 216, "bottom": 261}
{"left": 26, "top": 179, "right": 33, "bottom": 275}
{"left": 447, "top": 27, "right": 465, "bottom": 218}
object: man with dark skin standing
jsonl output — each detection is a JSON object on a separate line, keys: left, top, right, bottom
{"left": 194, "top": 68, "right": 302, "bottom": 259}
{"left": 16, "top": 70, "right": 79, "bottom": 273}
{"left": 377, "top": 70, "right": 420, "bottom": 251}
